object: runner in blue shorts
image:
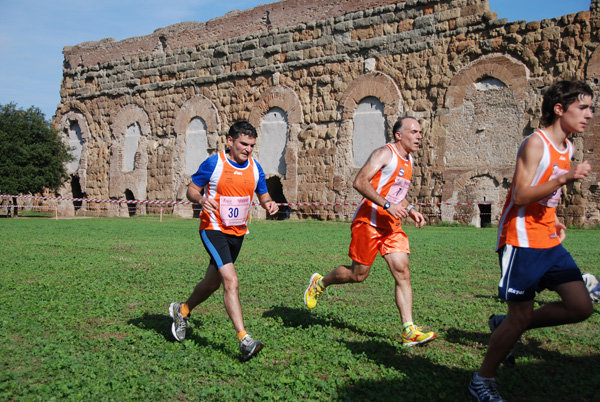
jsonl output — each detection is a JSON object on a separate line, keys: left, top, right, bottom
{"left": 168, "top": 121, "right": 279, "bottom": 362}
{"left": 469, "top": 81, "right": 595, "bottom": 402}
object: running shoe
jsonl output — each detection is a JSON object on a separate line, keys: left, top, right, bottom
{"left": 239, "top": 334, "right": 264, "bottom": 361}
{"left": 169, "top": 302, "right": 189, "bottom": 342}
{"left": 304, "top": 273, "right": 324, "bottom": 309}
{"left": 488, "top": 314, "right": 516, "bottom": 367}
{"left": 468, "top": 372, "right": 506, "bottom": 402}
{"left": 402, "top": 325, "right": 437, "bottom": 346}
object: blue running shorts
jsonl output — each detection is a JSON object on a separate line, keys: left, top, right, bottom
{"left": 497, "top": 244, "right": 583, "bottom": 301}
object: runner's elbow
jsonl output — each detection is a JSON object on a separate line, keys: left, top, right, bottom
{"left": 511, "top": 192, "right": 529, "bottom": 207}
{"left": 352, "top": 180, "right": 365, "bottom": 193}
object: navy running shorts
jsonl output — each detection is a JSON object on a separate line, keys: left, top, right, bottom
{"left": 497, "top": 244, "right": 583, "bottom": 301}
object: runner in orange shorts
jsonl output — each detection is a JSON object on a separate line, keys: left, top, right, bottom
{"left": 303, "top": 116, "right": 436, "bottom": 347}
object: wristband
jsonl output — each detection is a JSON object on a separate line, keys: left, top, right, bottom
{"left": 406, "top": 205, "right": 415, "bottom": 213}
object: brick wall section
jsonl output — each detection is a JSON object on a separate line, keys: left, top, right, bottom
{"left": 55, "top": 0, "right": 600, "bottom": 224}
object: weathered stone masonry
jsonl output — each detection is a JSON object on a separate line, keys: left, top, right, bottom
{"left": 55, "top": 0, "right": 600, "bottom": 225}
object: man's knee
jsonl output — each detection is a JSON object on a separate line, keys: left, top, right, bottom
{"left": 507, "top": 301, "right": 535, "bottom": 330}
{"left": 219, "top": 264, "right": 239, "bottom": 291}
{"left": 570, "top": 299, "right": 593, "bottom": 322}
{"left": 348, "top": 263, "right": 370, "bottom": 283}
{"left": 221, "top": 275, "right": 239, "bottom": 292}
{"left": 559, "top": 281, "right": 594, "bottom": 322}
{"left": 351, "top": 271, "right": 369, "bottom": 283}
{"left": 506, "top": 311, "right": 533, "bottom": 332}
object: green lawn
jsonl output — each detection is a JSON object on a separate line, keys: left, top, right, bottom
{"left": 1, "top": 217, "right": 598, "bottom": 401}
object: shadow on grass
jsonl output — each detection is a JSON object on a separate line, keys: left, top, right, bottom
{"left": 444, "top": 328, "right": 599, "bottom": 402}
{"left": 127, "top": 313, "right": 228, "bottom": 354}
{"left": 263, "top": 305, "right": 470, "bottom": 400}
{"left": 444, "top": 326, "right": 491, "bottom": 346}
{"left": 264, "top": 306, "right": 599, "bottom": 401}
{"left": 340, "top": 340, "right": 468, "bottom": 401}
{"left": 336, "top": 332, "right": 599, "bottom": 401}
{"left": 262, "top": 305, "right": 382, "bottom": 338}
{"left": 128, "top": 313, "right": 173, "bottom": 341}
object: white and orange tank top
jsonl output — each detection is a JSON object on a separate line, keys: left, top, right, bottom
{"left": 496, "top": 130, "right": 573, "bottom": 250}
{"left": 194, "top": 150, "right": 262, "bottom": 236}
{"left": 353, "top": 143, "right": 413, "bottom": 232}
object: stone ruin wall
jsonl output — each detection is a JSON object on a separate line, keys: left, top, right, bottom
{"left": 54, "top": 0, "right": 600, "bottom": 225}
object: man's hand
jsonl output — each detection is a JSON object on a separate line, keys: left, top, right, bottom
{"left": 564, "top": 160, "right": 591, "bottom": 183}
{"left": 385, "top": 203, "right": 408, "bottom": 220}
{"left": 202, "top": 198, "right": 218, "bottom": 213}
{"left": 264, "top": 200, "right": 279, "bottom": 216}
{"left": 410, "top": 209, "right": 426, "bottom": 228}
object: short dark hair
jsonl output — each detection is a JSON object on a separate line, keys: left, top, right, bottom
{"left": 541, "top": 80, "right": 593, "bottom": 127}
{"left": 392, "top": 116, "right": 417, "bottom": 135}
{"left": 228, "top": 120, "right": 257, "bottom": 140}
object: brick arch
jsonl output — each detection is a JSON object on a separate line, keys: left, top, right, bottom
{"left": 57, "top": 100, "right": 94, "bottom": 134}
{"left": 249, "top": 85, "right": 303, "bottom": 205}
{"left": 445, "top": 54, "right": 529, "bottom": 109}
{"left": 59, "top": 109, "right": 91, "bottom": 140}
{"left": 249, "top": 85, "right": 303, "bottom": 132}
{"left": 108, "top": 104, "right": 150, "bottom": 214}
{"left": 340, "top": 71, "right": 403, "bottom": 130}
{"left": 174, "top": 94, "right": 221, "bottom": 151}
{"left": 338, "top": 71, "right": 404, "bottom": 159}
{"left": 110, "top": 104, "right": 152, "bottom": 141}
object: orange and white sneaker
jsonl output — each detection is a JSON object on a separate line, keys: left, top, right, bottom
{"left": 303, "top": 273, "right": 324, "bottom": 309}
{"left": 169, "top": 302, "right": 189, "bottom": 342}
{"left": 402, "top": 325, "right": 437, "bottom": 347}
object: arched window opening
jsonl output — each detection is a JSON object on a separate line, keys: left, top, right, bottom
{"left": 260, "top": 108, "right": 288, "bottom": 176}
{"left": 67, "top": 121, "right": 83, "bottom": 172}
{"left": 185, "top": 117, "right": 208, "bottom": 175}
{"left": 124, "top": 123, "right": 141, "bottom": 172}
{"left": 353, "top": 97, "right": 386, "bottom": 168}
{"left": 475, "top": 77, "right": 507, "bottom": 90}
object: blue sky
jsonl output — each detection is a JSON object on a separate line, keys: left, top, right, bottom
{"left": 0, "top": 0, "right": 592, "bottom": 120}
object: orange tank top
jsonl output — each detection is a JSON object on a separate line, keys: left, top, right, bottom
{"left": 199, "top": 150, "right": 260, "bottom": 236}
{"left": 353, "top": 144, "right": 413, "bottom": 232}
{"left": 496, "top": 130, "right": 573, "bottom": 250}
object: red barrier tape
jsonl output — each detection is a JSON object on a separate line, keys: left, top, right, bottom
{"left": 0, "top": 194, "right": 503, "bottom": 207}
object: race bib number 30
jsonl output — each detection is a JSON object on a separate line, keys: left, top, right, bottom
{"left": 220, "top": 196, "right": 251, "bottom": 226}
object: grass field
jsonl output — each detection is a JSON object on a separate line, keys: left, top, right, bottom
{"left": 1, "top": 216, "right": 599, "bottom": 401}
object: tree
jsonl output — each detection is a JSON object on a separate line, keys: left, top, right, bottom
{"left": 0, "top": 103, "right": 73, "bottom": 195}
